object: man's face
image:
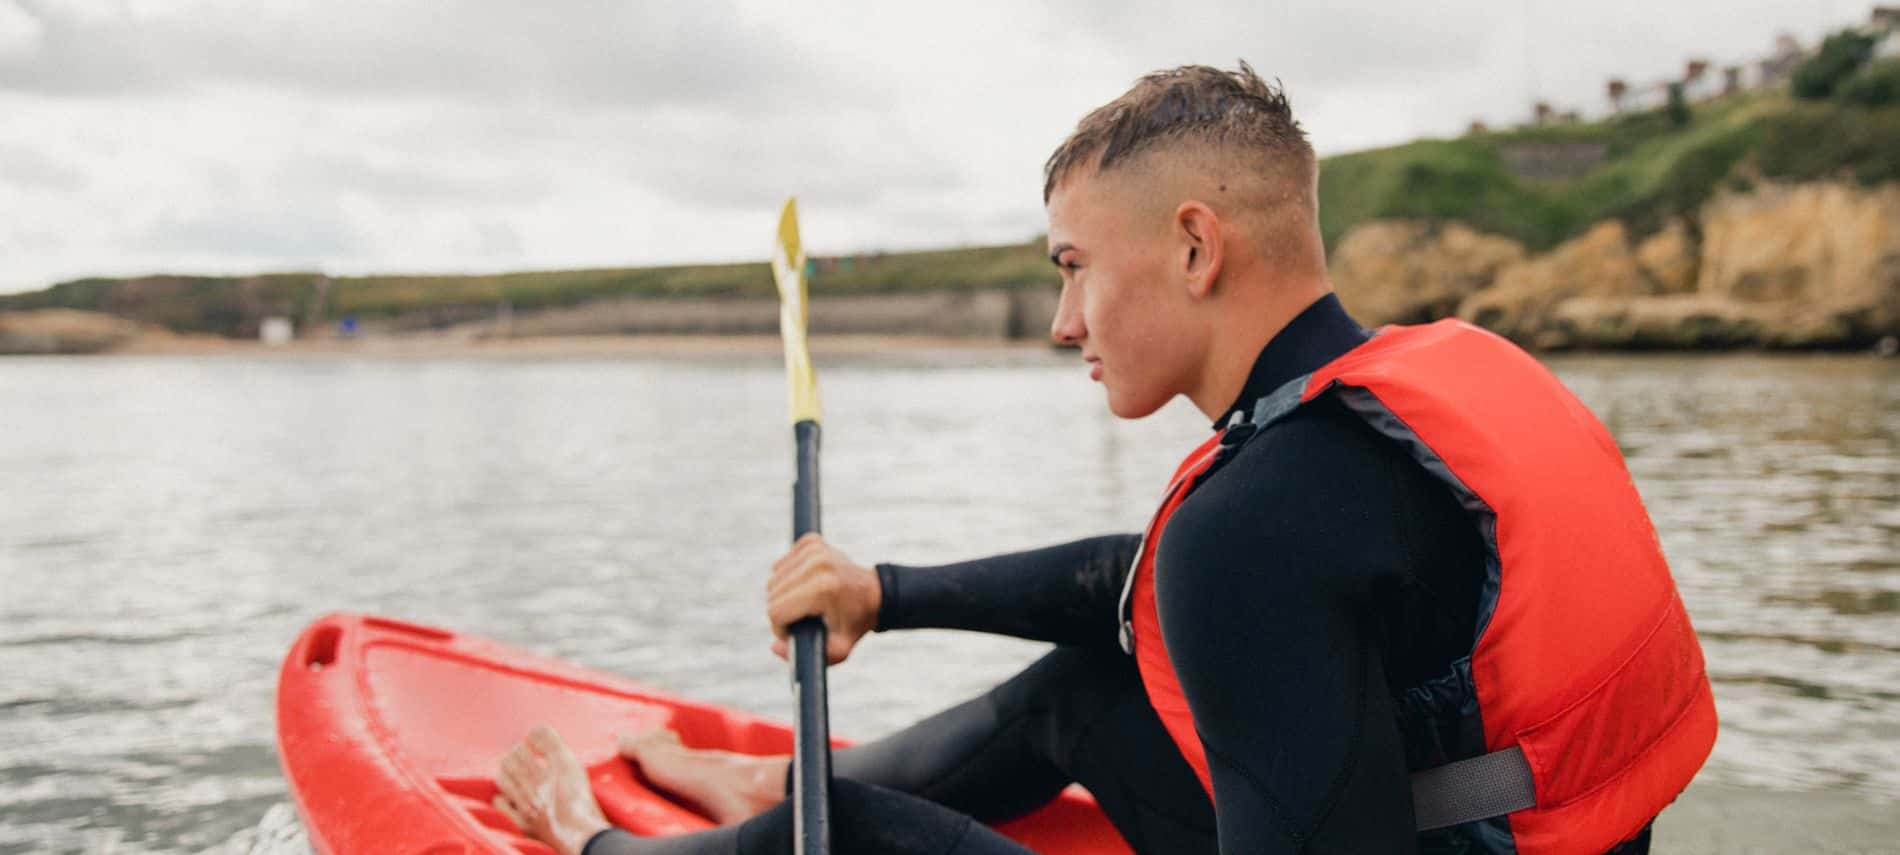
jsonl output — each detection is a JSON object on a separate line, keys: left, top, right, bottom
{"left": 1045, "top": 171, "right": 1192, "bottom": 419}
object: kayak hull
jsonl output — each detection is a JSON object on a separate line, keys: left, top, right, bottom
{"left": 276, "top": 613, "right": 1134, "bottom": 854}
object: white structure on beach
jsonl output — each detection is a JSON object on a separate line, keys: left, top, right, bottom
{"left": 260, "top": 316, "right": 294, "bottom": 346}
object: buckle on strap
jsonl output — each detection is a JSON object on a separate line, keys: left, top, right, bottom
{"left": 1250, "top": 373, "right": 1314, "bottom": 430}
{"left": 1409, "top": 745, "right": 1537, "bottom": 831}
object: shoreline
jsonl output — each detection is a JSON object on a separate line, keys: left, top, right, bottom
{"left": 5, "top": 332, "right": 1894, "bottom": 361}
{"left": 100, "top": 332, "right": 1900, "bottom": 359}
{"left": 104, "top": 332, "right": 1061, "bottom": 358}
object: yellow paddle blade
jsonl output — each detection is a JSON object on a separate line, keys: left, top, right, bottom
{"left": 772, "top": 197, "right": 822, "bottom": 425}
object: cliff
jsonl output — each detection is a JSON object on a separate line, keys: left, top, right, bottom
{"left": 1333, "top": 179, "right": 1900, "bottom": 349}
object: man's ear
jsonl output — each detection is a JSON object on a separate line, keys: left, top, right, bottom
{"left": 1176, "top": 201, "right": 1223, "bottom": 299}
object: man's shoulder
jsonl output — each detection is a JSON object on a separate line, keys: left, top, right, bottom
{"left": 1173, "top": 393, "right": 1436, "bottom": 536}
{"left": 1221, "top": 395, "right": 1394, "bottom": 484}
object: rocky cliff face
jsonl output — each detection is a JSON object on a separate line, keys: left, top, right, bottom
{"left": 1696, "top": 181, "right": 1900, "bottom": 345}
{"left": 1330, "top": 221, "right": 1524, "bottom": 325}
{"left": 1456, "top": 221, "right": 1649, "bottom": 347}
{"left": 1329, "top": 180, "right": 1900, "bottom": 349}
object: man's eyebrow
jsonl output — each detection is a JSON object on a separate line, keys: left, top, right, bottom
{"left": 1047, "top": 242, "right": 1076, "bottom": 266}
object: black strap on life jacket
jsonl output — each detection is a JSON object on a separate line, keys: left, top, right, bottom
{"left": 1409, "top": 744, "right": 1537, "bottom": 831}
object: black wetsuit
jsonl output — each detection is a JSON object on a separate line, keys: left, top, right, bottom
{"left": 584, "top": 296, "right": 1651, "bottom": 854}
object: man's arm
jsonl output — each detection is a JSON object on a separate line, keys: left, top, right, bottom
{"left": 1157, "top": 402, "right": 1461, "bottom": 853}
{"left": 874, "top": 534, "right": 1140, "bottom": 650}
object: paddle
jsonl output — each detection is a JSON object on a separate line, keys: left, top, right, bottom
{"left": 771, "top": 198, "right": 831, "bottom": 855}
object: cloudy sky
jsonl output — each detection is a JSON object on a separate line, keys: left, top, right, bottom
{"left": 0, "top": 0, "right": 1873, "bottom": 293}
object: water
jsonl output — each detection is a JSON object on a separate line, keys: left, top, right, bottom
{"left": 0, "top": 350, "right": 1894, "bottom": 853}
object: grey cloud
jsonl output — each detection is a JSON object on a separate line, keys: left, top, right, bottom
{"left": 145, "top": 207, "right": 364, "bottom": 258}
{"left": 0, "top": 1, "right": 41, "bottom": 57}
{"left": 1047, "top": 0, "right": 1504, "bottom": 88}
{"left": 0, "top": 141, "right": 81, "bottom": 190}
{"left": 286, "top": 153, "right": 548, "bottom": 204}
{"left": 2, "top": 1, "right": 864, "bottom": 111}
{"left": 474, "top": 219, "right": 522, "bottom": 258}
{"left": 624, "top": 111, "right": 968, "bottom": 211}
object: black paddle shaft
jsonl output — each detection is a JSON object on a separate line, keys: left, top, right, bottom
{"left": 789, "top": 419, "right": 831, "bottom": 855}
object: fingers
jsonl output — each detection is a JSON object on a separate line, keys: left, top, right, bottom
{"left": 766, "top": 572, "right": 842, "bottom": 639}
{"left": 770, "top": 533, "right": 828, "bottom": 577}
{"left": 770, "top": 626, "right": 853, "bottom": 665}
{"left": 825, "top": 634, "right": 854, "bottom": 666}
{"left": 767, "top": 535, "right": 872, "bottom": 665}
{"left": 770, "top": 629, "right": 848, "bottom": 665}
{"left": 767, "top": 542, "right": 837, "bottom": 598}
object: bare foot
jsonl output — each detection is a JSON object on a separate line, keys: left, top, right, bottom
{"left": 494, "top": 725, "right": 612, "bottom": 855}
{"left": 618, "top": 728, "right": 789, "bottom": 824}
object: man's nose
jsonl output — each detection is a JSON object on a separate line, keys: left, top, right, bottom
{"left": 1049, "top": 283, "right": 1084, "bottom": 347}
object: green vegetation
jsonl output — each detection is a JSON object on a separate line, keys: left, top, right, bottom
{"left": 0, "top": 244, "right": 1060, "bottom": 336}
{"left": 1838, "top": 58, "right": 1900, "bottom": 107}
{"left": 1756, "top": 99, "right": 1900, "bottom": 186}
{"left": 1791, "top": 30, "right": 1880, "bottom": 100}
{"left": 330, "top": 242, "right": 1056, "bottom": 317}
{"left": 1666, "top": 83, "right": 1692, "bottom": 127}
{"left": 1317, "top": 89, "right": 1900, "bottom": 250}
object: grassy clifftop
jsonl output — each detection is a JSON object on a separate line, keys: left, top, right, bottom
{"left": 7, "top": 77, "right": 1899, "bottom": 337}
{"left": 1319, "top": 86, "right": 1900, "bottom": 251}
{"left": 0, "top": 243, "right": 1057, "bottom": 336}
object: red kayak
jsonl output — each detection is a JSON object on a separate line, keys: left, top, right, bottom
{"left": 276, "top": 613, "right": 1134, "bottom": 854}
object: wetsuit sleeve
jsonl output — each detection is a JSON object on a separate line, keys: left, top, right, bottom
{"left": 873, "top": 534, "right": 1139, "bottom": 650}
{"left": 1156, "top": 405, "right": 1439, "bottom": 853}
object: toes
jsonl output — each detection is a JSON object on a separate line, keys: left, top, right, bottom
{"left": 493, "top": 793, "right": 527, "bottom": 831}
{"left": 616, "top": 728, "right": 679, "bottom": 759}
{"left": 527, "top": 724, "right": 564, "bottom": 758}
{"left": 615, "top": 732, "right": 645, "bottom": 760}
{"left": 533, "top": 725, "right": 583, "bottom": 767}
{"left": 506, "top": 740, "right": 534, "bottom": 770}
{"left": 496, "top": 758, "right": 521, "bottom": 801}
{"left": 499, "top": 750, "right": 537, "bottom": 802}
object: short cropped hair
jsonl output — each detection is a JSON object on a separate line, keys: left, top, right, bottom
{"left": 1042, "top": 62, "right": 1314, "bottom": 206}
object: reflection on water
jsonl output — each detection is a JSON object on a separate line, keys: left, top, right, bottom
{"left": 0, "top": 351, "right": 1894, "bottom": 853}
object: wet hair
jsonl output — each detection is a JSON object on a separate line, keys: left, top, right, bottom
{"left": 1041, "top": 62, "right": 1315, "bottom": 206}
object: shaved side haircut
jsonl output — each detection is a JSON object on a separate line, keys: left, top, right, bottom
{"left": 1043, "top": 63, "right": 1321, "bottom": 273}
{"left": 1043, "top": 61, "right": 1314, "bottom": 202}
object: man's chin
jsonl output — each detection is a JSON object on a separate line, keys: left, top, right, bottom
{"left": 1104, "top": 388, "right": 1170, "bottom": 420}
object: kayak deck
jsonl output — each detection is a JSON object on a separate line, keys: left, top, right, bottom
{"left": 277, "top": 613, "right": 1133, "bottom": 854}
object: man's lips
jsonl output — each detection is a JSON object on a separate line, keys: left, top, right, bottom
{"left": 1084, "top": 356, "right": 1102, "bottom": 381}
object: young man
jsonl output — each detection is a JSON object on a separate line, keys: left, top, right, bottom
{"left": 496, "top": 64, "right": 1715, "bottom": 855}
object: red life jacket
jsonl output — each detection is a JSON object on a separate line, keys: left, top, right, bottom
{"left": 1120, "top": 319, "right": 1716, "bottom": 855}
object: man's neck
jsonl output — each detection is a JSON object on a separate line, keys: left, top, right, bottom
{"left": 1186, "top": 280, "right": 1333, "bottom": 422}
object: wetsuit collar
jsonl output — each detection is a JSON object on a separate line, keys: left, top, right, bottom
{"left": 1216, "top": 293, "right": 1370, "bottom": 429}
